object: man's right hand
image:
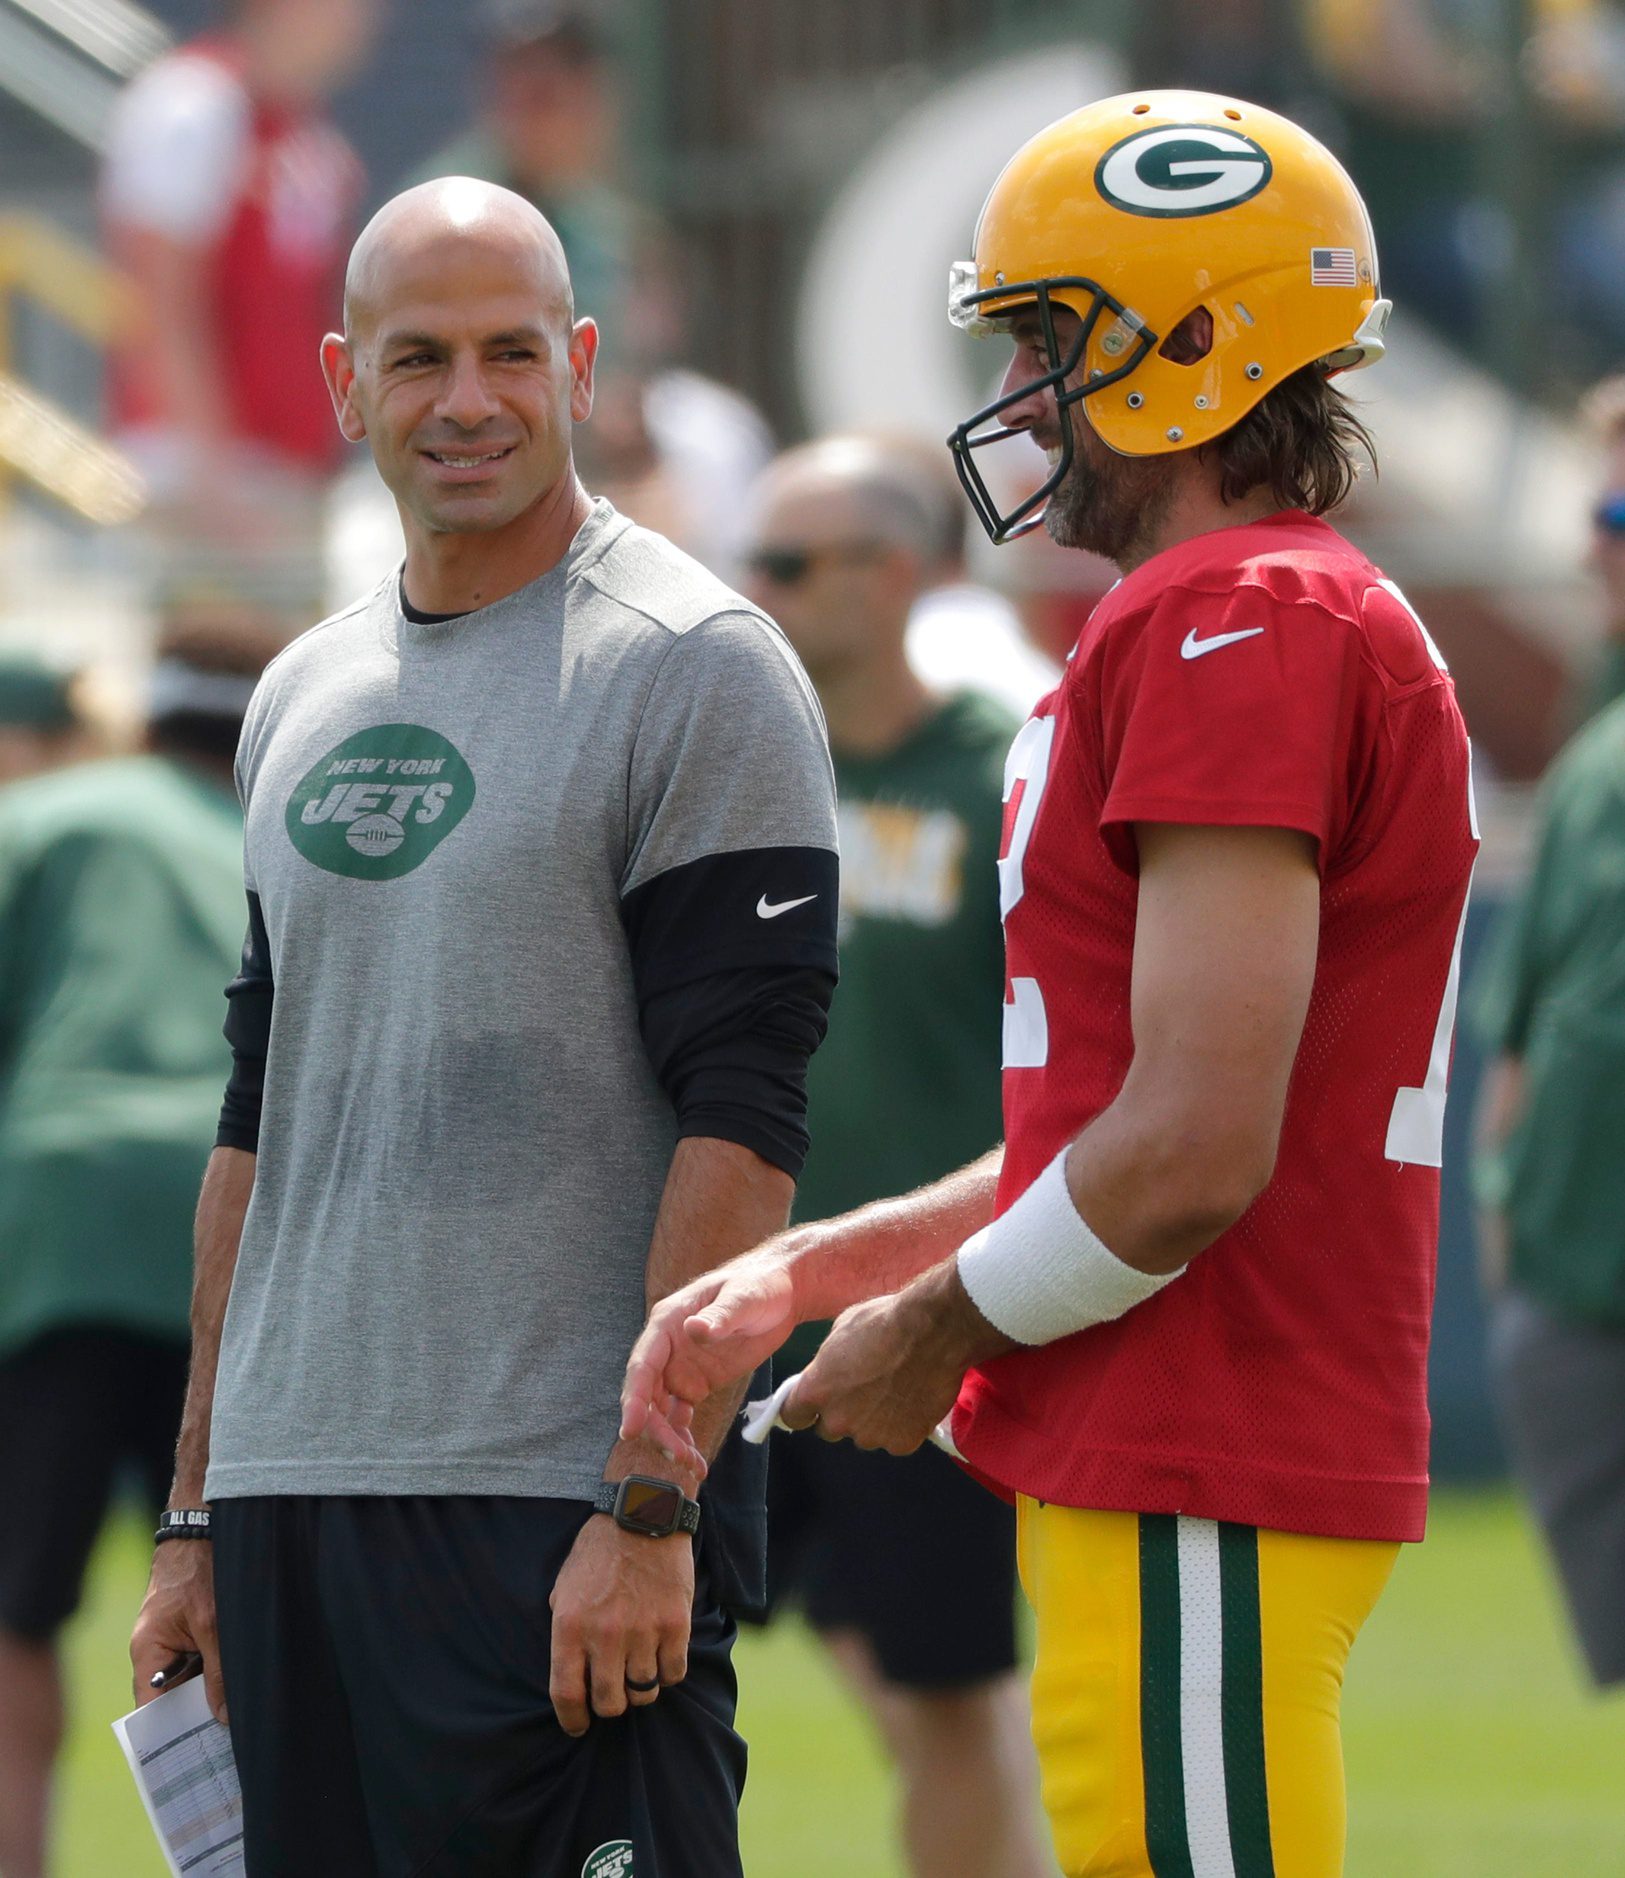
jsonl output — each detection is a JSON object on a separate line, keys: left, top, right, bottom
{"left": 131, "top": 1540, "right": 227, "bottom": 1723}
{"left": 619, "top": 1245, "right": 801, "bottom": 1467}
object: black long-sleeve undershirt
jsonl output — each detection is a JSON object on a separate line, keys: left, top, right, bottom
{"left": 216, "top": 846, "right": 838, "bottom": 1175}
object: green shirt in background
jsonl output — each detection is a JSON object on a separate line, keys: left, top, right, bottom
{"left": 0, "top": 754, "right": 244, "bottom": 1359}
{"left": 786, "top": 690, "right": 1016, "bottom": 1367}
{"left": 1581, "top": 640, "right": 1625, "bottom": 728}
{"left": 1471, "top": 697, "right": 1625, "bottom": 1325}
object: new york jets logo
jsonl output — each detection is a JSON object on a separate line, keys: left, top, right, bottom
{"left": 581, "top": 1843, "right": 634, "bottom": 1878}
{"left": 284, "top": 723, "right": 475, "bottom": 880}
{"left": 1095, "top": 123, "right": 1272, "bottom": 218}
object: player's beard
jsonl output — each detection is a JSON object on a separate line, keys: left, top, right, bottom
{"left": 1044, "top": 401, "right": 1179, "bottom": 568}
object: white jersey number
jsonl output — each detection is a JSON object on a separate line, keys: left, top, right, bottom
{"left": 1376, "top": 579, "right": 1479, "bottom": 1169}
{"left": 999, "top": 717, "right": 1055, "bottom": 1069}
{"left": 1384, "top": 892, "right": 1472, "bottom": 1168}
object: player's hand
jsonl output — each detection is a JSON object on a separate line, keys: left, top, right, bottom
{"left": 783, "top": 1261, "right": 1004, "bottom": 1455}
{"left": 131, "top": 1539, "right": 227, "bottom": 1724}
{"left": 548, "top": 1516, "right": 694, "bottom": 1737}
{"left": 620, "top": 1246, "right": 800, "bottom": 1466}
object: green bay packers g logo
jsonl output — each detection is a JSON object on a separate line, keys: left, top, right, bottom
{"left": 285, "top": 723, "right": 475, "bottom": 880}
{"left": 581, "top": 1843, "right": 634, "bottom": 1878}
{"left": 1095, "top": 123, "right": 1272, "bottom": 218}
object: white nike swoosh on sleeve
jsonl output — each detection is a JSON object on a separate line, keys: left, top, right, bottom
{"left": 756, "top": 893, "right": 818, "bottom": 919}
{"left": 1180, "top": 627, "right": 1265, "bottom": 659}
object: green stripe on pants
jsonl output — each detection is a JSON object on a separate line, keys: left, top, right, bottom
{"left": 1139, "top": 1514, "right": 1196, "bottom": 1878}
{"left": 1218, "top": 1522, "right": 1276, "bottom": 1875}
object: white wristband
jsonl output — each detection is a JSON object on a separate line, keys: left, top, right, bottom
{"left": 956, "top": 1149, "right": 1179, "bottom": 1346}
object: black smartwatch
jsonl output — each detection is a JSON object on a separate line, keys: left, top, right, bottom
{"left": 594, "top": 1475, "right": 701, "bottom": 1539}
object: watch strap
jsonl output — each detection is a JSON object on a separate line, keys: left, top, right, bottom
{"left": 155, "top": 1508, "right": 212, "bottom": 1543}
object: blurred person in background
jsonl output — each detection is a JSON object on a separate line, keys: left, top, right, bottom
{"left": 0, "top": 653, "right": 92, "bottom": 788}
{"left": 1307, "top": 0, "right": 1625, "bottom": 367}
{"left": 1469, "top": 374, "right": 1625, "bottom": 1690}
{"left": 0, "top": 624, "right": 273, "bottom": 1878}
{"left": 100, "top": 0, "right": 379, "bottom": 624}
{"left": 418, "top": 0, "right": 774, "bottom": 577}
{"left": 1573, "top": 373, "right": 1625, "bottom": 721}
{"left": 419, "top": 0, "right": 645, "bottom": 361}
{"left": 1470, "top": 712, "right": 1625, "bottom": 1691}
{"left": 741, "top": 436, "right": 1054, "bottom": 1878}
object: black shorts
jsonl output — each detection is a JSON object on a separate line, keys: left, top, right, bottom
{"left": 211, "top": 1496, "right": 746, "bottom": 1878}
{"left": 0, "top": 1324, "right": 188, "bottom": 1641}
{"left": 759, "top": 1434, "right": 1019, "bottom": 1690}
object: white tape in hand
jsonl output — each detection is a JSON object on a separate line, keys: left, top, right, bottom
{"left": 741, "top": 1370, "right": 963, "bottom": 1458}
{"left": 740, "top": 1373, "right": 800, "bottom": 1443}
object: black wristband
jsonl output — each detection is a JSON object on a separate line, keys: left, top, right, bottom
{"left": 155, "top": 1508, "right": 212, "bottom": 1544}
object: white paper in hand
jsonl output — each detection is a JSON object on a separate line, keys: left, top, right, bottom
{"left": 740, "top": 1370, "right": 801, "bottom": 1443}
{"left": 741, "top": 1370, "right": 965, "bottom": 1458}
{"left": 112, "top": 1675, "right": 245, "bottom": 1876}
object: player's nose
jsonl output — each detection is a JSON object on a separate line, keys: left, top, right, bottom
{"left": 997, "top": 349, "right": 1054, "bottom": 434}
{"left": 434, "top": 353, "right": 503, "bottom": 430}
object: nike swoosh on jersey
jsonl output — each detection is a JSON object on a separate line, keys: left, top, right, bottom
{"left": 1180, "top": 626, "right": 1265, "bottom": 660}
{"left": 756, "top": 893, "right": 818, "bottom": 919}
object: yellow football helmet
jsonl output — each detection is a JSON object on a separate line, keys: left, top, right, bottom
{"left": 947, "top": 89, "right": 1390, "bottom": 542}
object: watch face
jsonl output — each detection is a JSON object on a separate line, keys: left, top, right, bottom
{"left": 619, "top": 1478, "right": 682, "bottom": 1535}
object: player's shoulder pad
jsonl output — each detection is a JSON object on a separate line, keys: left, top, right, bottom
{"left": 1181, "top": 538, "right": 1371, "bottom": 625}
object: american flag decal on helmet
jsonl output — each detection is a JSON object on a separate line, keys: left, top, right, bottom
{"left": 1310, "top": 247, "right": 1358, "bottom": 285}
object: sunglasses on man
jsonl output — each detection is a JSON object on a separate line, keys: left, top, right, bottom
{"left": 1592, "top": 492, "right": 1625, "bottom": 536}
{"left": 745, "top": 542, "right": 889, "bottom": 586}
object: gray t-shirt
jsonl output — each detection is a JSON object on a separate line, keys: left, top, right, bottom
{"left": 206, "top": 500, "right": 837, "bottom": 1501}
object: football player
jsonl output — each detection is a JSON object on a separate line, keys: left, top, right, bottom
{"left": 621, "top": 91, "right": 1478, "bottom": 1877}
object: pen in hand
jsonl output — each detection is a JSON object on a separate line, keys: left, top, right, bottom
{"left": 149, "top": 1651, "right": 204, "bottom": 1692}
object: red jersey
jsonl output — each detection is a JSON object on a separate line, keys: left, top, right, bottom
{"left": 106, "top": 38, "right": 361, "bottom": 472}
{"left": 953, "top": 512, "right": 1478, "bottom": 1543}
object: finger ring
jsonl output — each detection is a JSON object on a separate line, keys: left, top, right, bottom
{"left": 624, "top": 1675, "right": 661, "bottom": 1693}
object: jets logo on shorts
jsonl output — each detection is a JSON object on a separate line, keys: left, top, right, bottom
{"left": 1095, "top": 124, "right": 1272, "bottom": 218}
{"left": 581, "top": 1843, "right": 634, "bottom": 1878}
{"left": 284, "top": 724, "right": 476, "bottom": 880}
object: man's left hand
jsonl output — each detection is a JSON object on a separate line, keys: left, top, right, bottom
{"left": 549, "top": 1516, "right": 694, "bottom": 1737}
{"left": 782, "top": 1261, "right": 1013, "bottom": 1454}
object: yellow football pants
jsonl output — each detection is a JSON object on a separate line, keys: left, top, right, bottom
{"left": 1017, "top": 1499, "right": 1399, "bottom": 1878}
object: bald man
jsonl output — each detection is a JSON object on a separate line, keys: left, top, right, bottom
{"left": 129, "top": 180, "right": 839, "bottom": 1877}
{"left": 742, "top": 438, "right": 1054, "bottom": 1877}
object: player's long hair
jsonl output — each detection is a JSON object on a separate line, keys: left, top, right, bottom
{"left": 1206, "top": 366, "right": 1377, "bottom": 516}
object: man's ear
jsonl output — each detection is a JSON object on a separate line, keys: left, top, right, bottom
{"left": 570, "top": 317, "right": 599, "bottom": 424}
{"left": 321, "top": 333, "right": 367, "bottom": 443}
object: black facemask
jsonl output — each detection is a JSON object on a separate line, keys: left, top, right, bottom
{"left": 945, "top": 275, "right": 1158, "bottom": 545}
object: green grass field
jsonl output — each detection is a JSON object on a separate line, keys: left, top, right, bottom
{"left": 55, "top": 1491, "right": 1625, "bottom": 1876}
